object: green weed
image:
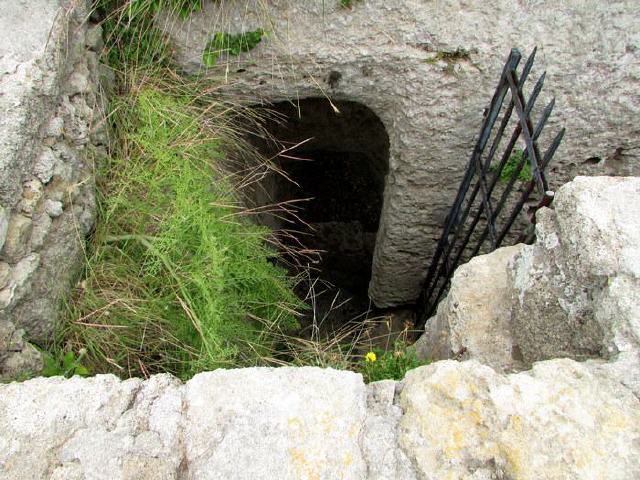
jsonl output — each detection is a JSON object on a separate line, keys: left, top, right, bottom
{"left": 202, "top": 29, "right": 265, "bottom": 67}
{"left": 360, "top": 340, "right": 429, "bottom": 383}
{"left": 41, "top": 350, "right": 91, "bottom": 378}
{"left": 339, "top": 0, "right": 360, "bottom": 9}
{"left": 57, "top": 83, "right": 303, "bottom": 379}
{"left": 491, "top": 148, "right": 533, "bottom": 183}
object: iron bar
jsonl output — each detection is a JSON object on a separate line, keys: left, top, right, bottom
{"left": 416, "top": 49, "right": 521, "bottom": 317}
{"left": 417, "top": 47, "right": 565, "bottom": 327}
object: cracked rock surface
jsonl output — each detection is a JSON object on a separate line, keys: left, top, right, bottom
{"left": 1, "top": 361, "right": 639, "bottom": 479}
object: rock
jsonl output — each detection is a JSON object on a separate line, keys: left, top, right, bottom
{"left": 29, "top": 213, "right": 52, "bottom": 250}
{"left": 0, "top": 0, "right": 105, "bottom": 353}
{"left": 1, "top": 363, "right": 640, "bottom": 478}
{"left": 1, "top": 214, "right": 32, "bottom": 261}
{"left": 44, "top": 199, "right": 63, "bottom": 218}
{"left": 1, "top": 342, "right": 42, "bottom": 380}
{"left": 0, "top": 206, "right": 8, "bottom": 252}
{"left": 184, "top": 367, "right": 368, "bottom": 479}
{"left": 0, "top": 323, "right": 42, "bottom": 381}
{"left": 33, "top": 147, "right": 58, "bottom": 183}
{"left": 0, "top": 368, "right": 372, "bottom": 480}
{"left": 0, "top": 262, "right": 10, "bottom": 289}
{"left": 85, "top": 24, "right": 104, "bottom": 52}
{"left": 363, "top": 380, "right": 415, "bottom": 479}
{"left": 0, "top": 253, "right": 40, "bottom": 309}
{"left": 416, "top": 244, "right": 524, "bottom": 371}
{"left": 399, "top": 360, "right": 640, "bottom": 480}
{"left": 65, "top": 67, "right": 91, "bottom": 96}
{"left": 45, "top": 116, "right": 64, "bottom": 138}
{"left": 510, "top": 177, "right": 640, "bottom": 393}
{"left": 19, "top": 179, "right": 44, "bottom": 216}
{"left": 415, "top": 176, "right": 640, "bottom": 394}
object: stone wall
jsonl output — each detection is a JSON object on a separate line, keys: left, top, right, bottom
{"left": 1, "top": 358, "right": 639, "bottom": 479}
{"left": 0, "top": 0, "right": 108, "bottom": 378}
{"left": 2, "top": 176, "right": 640, "bottom": 479}
{"left": 159, "top": 0, "right": 640, "bottom": 307}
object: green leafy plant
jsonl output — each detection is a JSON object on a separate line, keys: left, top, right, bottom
{"left": 41, "top": 350, "right": 91, "bottom": 378}
{"left": 491, "top": 148, "right": 532, "bottom": 183}
{"left": 202, "top": 29, "right": 265, "bottom": 67}
{"left": 339, "top": 0, "right": 360, "bottom": 8}
{"left": 360, "top": 341, "right": 429, "bottom": 383}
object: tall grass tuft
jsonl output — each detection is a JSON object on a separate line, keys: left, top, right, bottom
{"left": 47, "top": 0, "right": 305, "bottom": 379}
{"left": 59, "top": 83, "right": 303, "bottom": 379}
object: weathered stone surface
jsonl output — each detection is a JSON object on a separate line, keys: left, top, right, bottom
{"left": 399, "top": 359, "right": 640, "bottom": 480}
{"left": 0, "top": 207, "right": 7, "bottom": 253}
{"left": 362, "top": 380, "right": 415, "bottom": 479}
{"left": 1, "top": 214, "right": 32, "bottom": 261}
{"left": 509, "top": 176, "right": 640, "bottom": 393}
{"left": 185, "top": 367, "right": 368, "bottom": 479}
{"left": 160, "top": 0, "right": 640, "bottom": 306}
{"left": 415, "top": 245, "right": 524, "bottom": 371}
{"left": 1, "top": 362, "right": 639, "bottom": 479}
{"left": 0, "top": 0, "right": 108, "bottom": 354}
{"left": 0, "top": 322, "right": 42, "bottom": 381}
{"left": 415, "top": 176, "right": 640, "bottom": 395}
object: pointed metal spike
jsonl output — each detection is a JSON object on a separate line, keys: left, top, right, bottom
{"left": 533, "top": 98, "right": 556, "bottom": 139}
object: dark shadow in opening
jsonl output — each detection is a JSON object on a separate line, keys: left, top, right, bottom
{"left": 245, "top": 98, "right": 390, "bottom": 331}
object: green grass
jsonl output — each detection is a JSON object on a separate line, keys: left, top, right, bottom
{"left": 56, "top": 84, "right": 303, "bottom": 379}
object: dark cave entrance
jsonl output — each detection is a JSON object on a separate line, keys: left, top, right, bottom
{"left": 246, "top": 98, "right": 390, "bottom": 330}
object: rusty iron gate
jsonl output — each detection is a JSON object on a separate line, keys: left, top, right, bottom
{"left": 416, "top": 48, "right": 565, "bottom": 329}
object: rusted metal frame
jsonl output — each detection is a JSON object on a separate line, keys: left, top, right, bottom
{"left": 485, "top": 72, "right": 546, "bottom": 195}
{"left": 467, "top": 49, "right": 538, "bottom": 250}
{"left": 506, "top": 70, "right": 548, "bottom": 194}
{"left": 466, "top": 98, "right": 557, "bottom": 260}
{"left": 451, "top": 49, "right": 539, "bottom": 245}
{"left": 496, "top": 128, "right": 565, "bottom": 247}
{"left": 472, "top": 148, "right": 498, "bottom": 249}
{"left": 416, "top": 50, "right": 522, "bottom": 320}
{"left": 448, "top": 74, "right": 547, "bottom": 274}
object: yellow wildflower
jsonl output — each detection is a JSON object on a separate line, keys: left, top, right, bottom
{"left": 365, "top": 351, "right": 377, "bottom": 362}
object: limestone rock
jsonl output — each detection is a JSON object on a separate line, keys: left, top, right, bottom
{"left": 44, "top": 199, "right": 63, "bottom": 218}
{"left": 184, "top": 367, "right": 368, "bottom": 479}
{"left": 34, "top": 147, "right": 58, "bottom": 183}
{"left": 0, "top": 323, "right": 42, "bottom": 381}
{"left": 510, "top": 177, "right": 640, "bottom": 393}
{"left": 0, "top": 207, "right": 7, "bottom": 253}
{"left": 1, "top": 214, "right": 32, "bottom": 261}
{"left": 0, "top": 262, "right": 10, "bottom": 289}
{"left": 362, "top": 380, "right": 415, "bottom": 479}
{"left": 85, "top": 24, "right": 104, "bottom": 52}
{"left": 0, "top": 253, "right": 40, "bottom": 310}
{"left": 1, "top": 363, "right": 640, "bottom": 479}
{"left": 29, "top": 213, "right": 52, "bottom": 250}
{"left": 416, "top": 245, "right": 524, "bottom": 371}
{"left": 19, "top": 179, "right": 44, "bottom": 216}
{"left": 399, "top": 360, "right": 640, "bottom": 480}
{"left": 0, "top": 0, "right": 106, "bottom": 350}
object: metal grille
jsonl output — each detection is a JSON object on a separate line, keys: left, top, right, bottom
{"left": 416, "top": 48, "right": 565, "bottom": 328}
